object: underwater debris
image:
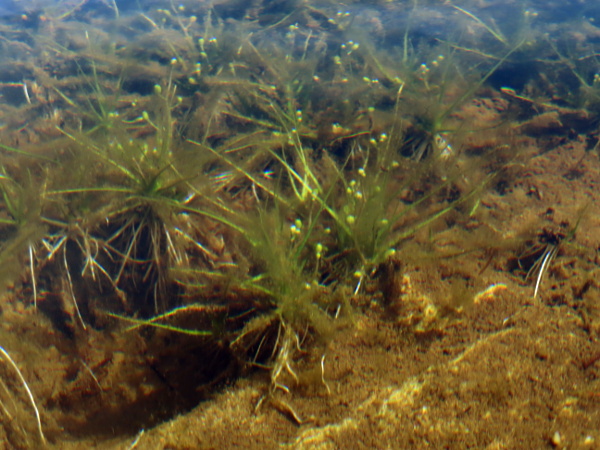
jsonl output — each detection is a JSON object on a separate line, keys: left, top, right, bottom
{"left": 473, "top": 283, "right": 508, "bottom": 304}
{"left": 0, "top": 345, "right": 45, "bottom": 446}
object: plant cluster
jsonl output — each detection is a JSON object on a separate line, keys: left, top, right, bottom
{"left": 0, "top": 0, "right": 548, "bottom": 437}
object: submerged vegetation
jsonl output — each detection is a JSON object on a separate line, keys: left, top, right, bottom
{"left": 0, "top": 0, "right": 599, "bottom": 445}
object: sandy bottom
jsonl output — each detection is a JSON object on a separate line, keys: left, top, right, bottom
{"left": 1, "top": 96, "right": 600, "bottom": 450}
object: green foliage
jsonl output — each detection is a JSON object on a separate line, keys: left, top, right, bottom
{"left": 0, "top": 0, "right": 529, "bottom": 390}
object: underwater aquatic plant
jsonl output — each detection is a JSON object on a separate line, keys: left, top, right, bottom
{"left": 84, "top": 1, "right": 525, "bottom": 389}
{"left": 40, "top": 80, "right": 238, "bottom": 321}
{"left": 0, "top": 0, "right": 556, "bottom": 439}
